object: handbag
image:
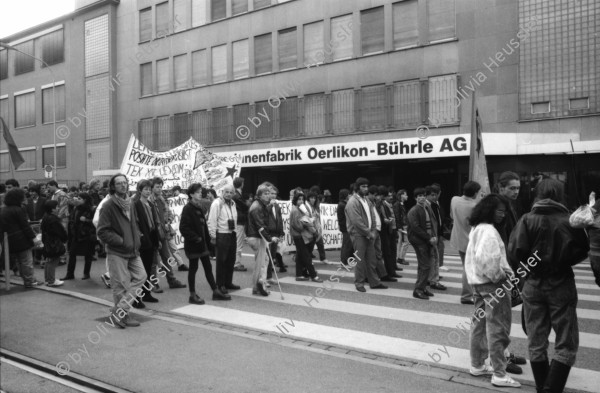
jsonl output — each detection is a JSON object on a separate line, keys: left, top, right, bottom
{"left": 569, "top": 205, "right": 594, "bottom": 228}
{"left": 43, "top": 235, "right": 66, "bottom": 257}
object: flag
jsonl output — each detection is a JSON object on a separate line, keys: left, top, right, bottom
{"left": 0, "top": 116, "right": 24, "bottom": 170}
{"left": 468, "top": 94, "right": 490, "bottom": 195}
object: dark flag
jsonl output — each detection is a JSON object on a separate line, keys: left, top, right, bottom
{"left": 468, "top": 94, "right": 490, "bottom": 195}
{"left": 0, "top": 116, "right": 25, "bottom": 170}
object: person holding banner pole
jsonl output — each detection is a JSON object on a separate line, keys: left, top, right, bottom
{"left": 337, "top": 189, "right": 353, "bottom": 266}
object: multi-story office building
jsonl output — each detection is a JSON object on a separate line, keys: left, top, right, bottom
{"left": 1, "top": 0, "right": 598, "bottom": 210}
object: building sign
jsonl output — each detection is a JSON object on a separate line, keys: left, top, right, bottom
{"left": 224, "top": 134, "right": 469, "bottom": 167}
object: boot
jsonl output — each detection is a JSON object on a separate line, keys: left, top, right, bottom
{"left": 543, "top": 360, "right": 571, "bottom": 393}
{"left": 189, "top": 292, "right": 205, "bottom": 305}
{"left": 530, "top": 360, "right": 549, "bottom": 393}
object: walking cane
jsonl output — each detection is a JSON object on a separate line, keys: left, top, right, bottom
{"left": 260, "top": 232, "right": 284, "bottom": 300}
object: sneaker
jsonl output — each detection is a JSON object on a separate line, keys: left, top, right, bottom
{"left": 234, "top": 265, "right": 248, "bottom": 272}
{"left": 178, "top": 264, "right": 189, "bottom": 271}
{"left": 439, "top": 266, "right": 450, "bottom": 272}
{"left": 295, "top": 276, "right": 309, "bottom": 281}
{"left": 470, "top": 364, "right": 494, "bottom": 376}
{"left": 101, "top": 273, "right": 111, "bottom": 289}
{"left": 267, "top": 278, "right": 277, "bottom": 285}
{"left": 169, "top": 280, "right": 187, "bottom": 289}
{"left": 310, "top": 276, "right": 323, "bottom": 283}
{"left": 320, "top": 259, "right": 330, "bottom": 265}
{"left": 491, "top": 375, "right": 521, "bottom": 388}
{"left": 47, "top": 279, "right": 64, "bottom": 287}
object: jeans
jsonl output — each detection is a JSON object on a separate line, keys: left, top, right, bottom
{"left": 459, "top": 251, "right": 474, "bottom": 302}
{"left": 152, "top": 238, "right": 177, "bottom": 284}
{"left": 470, "top": 281, "right": 512, "bottom": 377}
{"left": 523, "top": 275, "right": 579, "bottom": 366}
{"left": 590, "top": 255, "right": 600, "bottom": 288}
{"left": 397, "top": 228, "right": 409, "bottom": 261}
{"left": 188, "top": 256, "right": 216, "bottom": 292}
{"left": 373, "top": 231, "right": 387, "bottom": 278}
{"left": 235, "top": 224, "right": 246, "bottom": 266}
{"left": 107, "top": 253, "right": 146, "bottom": 313}
{"left": 45, "top": 256, "right": 59, "bottom": 284}
{"left": 139, "top": 248, "right": 156, "bottom": 297}
{"left": 10, "top": 249, "right": 36, "bottom": 286}
{"left": 340, "top": 232, "right": 354, "bottom": 265}
{"left": 437, "top": 238, "right": 445, "bottom": 267}
{"left": 380, "top": 228, "right": 396, "bottom": 277}
{"left": 351, "top": 235, "right": 381, "bottom": 288}
{"left": 413, "top": 244, "right": 432, "bottom": 291}
{"left": 428, "top": 242, "right": 440, "bottom": 284}
{"left": 248, "top": 237, "right": 268, "bottom": 287}
{"left": 216, "top": 232, "right": 236, "bottom": 287}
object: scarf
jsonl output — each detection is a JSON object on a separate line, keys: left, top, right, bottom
{"left": 112, "top": 193, "right": 131, "bottom": 221}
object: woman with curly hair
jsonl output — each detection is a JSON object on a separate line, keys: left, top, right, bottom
{"left": 465, "top": 194, "right": 521, "bottom": 388}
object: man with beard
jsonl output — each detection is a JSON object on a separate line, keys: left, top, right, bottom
{"left": 345, "top": 178, "right": 387, "bottom": 292}
{"left": 97, "top": 174, "right": 146, "bottom": 328}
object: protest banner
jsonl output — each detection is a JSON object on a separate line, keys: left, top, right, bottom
{"left": 120, "top": 134, "right": 242, "bottom": 191}
{"left": 167, "top": 193, "right": 188, "bottom": 249}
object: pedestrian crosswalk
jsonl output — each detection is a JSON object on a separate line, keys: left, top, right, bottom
{"left": 172, "top": 253, "right": 600, "bottom": 392}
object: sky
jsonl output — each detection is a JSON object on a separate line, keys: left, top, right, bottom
{"left": 0, "top": 0, "right": 76, "bottom": 39}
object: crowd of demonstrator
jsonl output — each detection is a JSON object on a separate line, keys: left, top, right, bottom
{"left": 1, "top": 173, "right": 599, "bottom": 393}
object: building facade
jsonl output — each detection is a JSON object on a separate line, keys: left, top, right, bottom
{"left": 1, "top": 0, "right": 599, "bottom": 210}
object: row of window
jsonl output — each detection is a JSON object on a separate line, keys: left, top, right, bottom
{"left": 0, "top": 28, "right": 64, "bottom": 80}
{"left": 138, "top": 74, "right": 459, "bottom": 150}
{"left": 0, "top": 146, "right": 67, "bottom": 172}
{"left": 139, "top": 0, "right": 456, "bottom": 95}
{"left": 0, "top": 84, "right": 66, "bottom": 129}
{"left": 140, "top": 0, "right": 294, "bottom": 41}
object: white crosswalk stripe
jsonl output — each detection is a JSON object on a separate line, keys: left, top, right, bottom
{"left": 174, "top": 252, "right": 599, "bottom": 392}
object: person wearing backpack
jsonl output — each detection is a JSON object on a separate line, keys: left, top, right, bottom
{"left": 41, "top": 200, "right": 67, "bottom": 287}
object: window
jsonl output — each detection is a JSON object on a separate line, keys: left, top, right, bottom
{"left": 254, "top": 101, "right": 273, "bottom": 139}
{"left": 192, "top": 110, "right": 210, "bottom": 145}
{"left": 15, "top": 91, "right": 35, "bottom": 128}
{"left": 140, "top": 62, "right": 153, "bottom": 96}
{"left": 173, "top": 113, "right": 190, "bottom": 145}
{"left": 303, "top": 21, "right": 323, "bottom": 66}
{"left": 393, "top": 79, "right": 421, "bottom": 128}
{"left": 254, "top": 33, "right": 272, "bottom": 75}
{"left": 361, "top": 85, "right": 386, "bottom": 130}
{"left": 192, "top": 49, "right": 207, "bottom": 86}
{"left": 254, "top": 0, "right": 271, "bottom": 10}
{"left": 212, "top": 44, "right": 227, "bottom": 83}
{"left": 531, "top": 102, "right": 550, "bottom": 114}
{"left": 428, "top": 0, "right": 455, "bottom": 42}
{"left": 279, "top": 97, "right": 298, "bottom": 137}
{"left": 192, "top": 0, "right": 207, "bottom": 27}
{"left": 42, "top": 84, "right": 66, "bottom": 123}
{"left": 17, "top": 148, "right": 35, "bottom": 171}
{"left": 174, "top": 54, "right": 188, "bottom": 90}
{"left": 157, "top": 116, "right": 171, "bottom": 150}
{"left": 569, "top": 98, "right": 589, "bottom": 110}
{"left": 0, "top": 153, "right": 8, "bottom": 172}
{"left": 304, "top": 93, "right": 326, "bottom": 136}
{"left": 232, "top": 0, "right": 248, "bottom": 15}
{"left": 361, "top": 7, "right": 384, "bottom": 55}
{"left": 331, "top": 15, "right": 353, "bottom": 61}
{"left": 233, "top": 39, "right": 249, "bottom": 79}
{"left": 43, "top": 145, "right": 66, "bottom": 168}
{"left": 0, "top": 97, "right": 8, "bottom": 125}
{"left": 211, "top": 107, "right": 229, "bottom": 144}
{"left": 233, "top": 104, "right": 249, "bottom": 139}
{"left": 278, "top": 28, "right": 297, "bottom": 70}
{"left": 212, "top": 0, "right": 226, "bottom": 21}
{"left": 139, "top": 8, "right": 152, "bottom": 41}
{"left": 429, "top": 74, "right": 459, "bottom": 124}
{"left": 332, "top": 89, "right": 355, "bottom": 134}
{"left": 156, "top": 2, "right": 170, "bottom": 37}
{"left": 156, "top": 58, "right": 170, "bottom": 93}
{"left": 14, "top": 41, "right": 35, "bottom": 75}
{"left": 393, "top": 0, "right": 418, "bottom": 49}
{"left": 172, "top": 0, "right": 187, "bottom": 32}
{"left": 40, "top": 29, "right": 64, "bottom": 66}
{"left": 0, "top": 50, "right": 7, "bottom": 80}
{"left": 139, "top": 118, "right": 156, "bottom": 150}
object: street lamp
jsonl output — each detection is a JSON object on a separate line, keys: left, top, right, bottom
{"left": 0, "top": 41, "right": 57, "bottom": 181}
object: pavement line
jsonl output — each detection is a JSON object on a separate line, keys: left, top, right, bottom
{"left": 277, "top": 277, "right": 600, "bottom": 321}
{"left": 231, "top": 289, "right": 600, "bottom": 350}
{"left": 171, "top": 305, "right": 598, "bottom": 393}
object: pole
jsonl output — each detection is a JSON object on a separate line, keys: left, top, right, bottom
{"left": 3, "top": 232, "right": 10, "bottom": 290}
{"left": 0, "top": 42, "right": 57, "bottom": 182}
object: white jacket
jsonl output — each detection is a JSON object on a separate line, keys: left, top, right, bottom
{"left": 465, "top": 223, "right": 512, "bottom": 285}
